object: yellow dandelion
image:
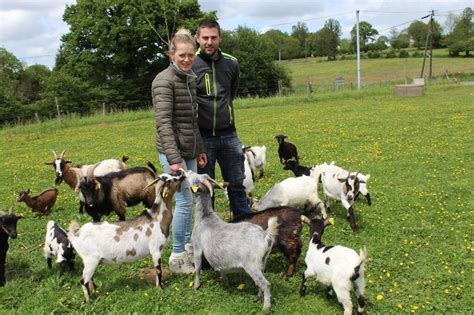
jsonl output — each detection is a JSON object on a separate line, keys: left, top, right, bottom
{"left": 376, "top": 294, "right": 384, "bottom": 301}
{"left": 237, "top": 283, "right": 245, "bottom": 290}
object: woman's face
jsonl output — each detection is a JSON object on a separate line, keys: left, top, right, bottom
{"left": 171, "top": 42, "right": 195, "bottom": 72}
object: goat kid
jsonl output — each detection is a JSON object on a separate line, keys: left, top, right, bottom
{"left": 17, "top": 188, "right": 58, "bottom": 215}
{"left": 69, "top": 171, "right": 186, "bottom": 301}
{"left": 45, "top": 149, "right": 127, "bottom": 214}
{"left": 283, "top": 160, "right": 311, "bottom": 177}
{"left": 78, "top": 162, "right": 157, "bottom": 222}
{"left": 300, "top": 216, "right": 368, "bottom": 315}
{"left": 243, "top": 145, "right": 267, "bottom": 178}
{"left": 0, "top": 208, "right": 23, "bottom": 286}
{"left": 190, "top": 174, "right": 278, "bottom": 312}
{"left": 275, "top": 134, "right": 299, "bottom": 164}
{"left": 44, "top": 220, "right": 75, "bottom": 275}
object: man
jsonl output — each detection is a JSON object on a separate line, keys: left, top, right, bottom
{"left": 192, "top": 19, "right": 251, "bottom": 217}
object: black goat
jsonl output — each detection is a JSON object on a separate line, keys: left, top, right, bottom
{"left": 79, "top": 162, "right": 157, "bottom": 222}
{"left": 275, "top": 134, "right": 299, "bottom": 164}
{"left": 283, "top": 160, "right": 311, "bottom": 177}
{"left": 0, "top": 208, "right": 23, "bottom": 286}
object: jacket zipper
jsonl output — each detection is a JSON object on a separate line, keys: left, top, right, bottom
{"left": 186, "top": 75, "right": 197, "bottom": 156}
{"left": 212, "top": 61, "right": 218, "bottom": 136}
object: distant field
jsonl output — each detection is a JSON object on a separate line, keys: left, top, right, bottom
{"left": 0, "top": 83, "right": 472, "bottom": 314}
{"left": 282, "top": 50, "right": 474, "bottom": 89}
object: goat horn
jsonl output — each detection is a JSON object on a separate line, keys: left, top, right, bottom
{"left": 154, "top": 179, "right": 165, "bottom": 198}
{"left": 203, "top": 179, "right": 214, "bottom": 198}
{"left": 8, "top": 207, "right": 13, "bottom": 214}
{"left": 143, "top": 178, "right": 160, "bottom": 191}
{"left": 51, "top": 150, "right": 58, "bottom": 159}
{"left": 300, "top": 215, "right": 311, "bottom": 225}
{"left": 60, "top": 149, "right": 67, "bottom": 159}
{"left": 87, "top": 162, "right": 100, "bottom": 179}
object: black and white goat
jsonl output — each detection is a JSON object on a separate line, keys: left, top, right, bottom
{"left": 69, "top": 171, "right": 186, "bottom": 301}
{"left": 45, "top": 149, "right": 127, "bottom": 213}
{"left": 17, "top": 188, "right": 58, "bottom": 215}
{"left": 0, "top": 208, "right": 23, "bottom": 286}
{"left": 190, "top": 172, "right": 278, "bottom": 312}
{"left": 275, "top": 134, "right": 299, "bottom": 164}
{"left": 43, "top": 220, "right": 75, "bottom": 276}
{"left": 243, "top": 145, "right": 267, "bottom": 178}
{"left": 300, "top": 216, "right": 368, "bottom": 315}
{"left": 320, "top": 163, "right": 365, "bottom": 231}
{"left": 78, "top": 162, "right": 157, "bottom": 222}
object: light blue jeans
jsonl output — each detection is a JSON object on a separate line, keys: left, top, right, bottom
{"left": 159, "top": 153, "right": 196, "bottom": 254}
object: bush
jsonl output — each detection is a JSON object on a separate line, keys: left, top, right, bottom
{"left": 385, "top": 50, "right": 397, "bottom": 58}
{"left": 411, "top": 51, "right": 422, "bottom": 57}
{"left": 398, "top": 50, "right": 409, "bottom": 58}
{"left": 368, "top": 51, "right": 381, "bottom": 58}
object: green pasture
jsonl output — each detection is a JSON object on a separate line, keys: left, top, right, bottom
{"left": 0, "top": 83, "right": 472, "bottom": 314}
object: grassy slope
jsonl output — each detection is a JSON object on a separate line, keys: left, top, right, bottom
{"left": 0, "top": 84, "right": 473, "bottom": 313}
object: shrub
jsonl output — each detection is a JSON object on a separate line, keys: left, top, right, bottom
{"left": 411, "top": 51, "right": 422, "bottom": 57}
{"left": 368, "top": 51, "right": 381, "bottom": 59}
{"left": 398, "top": 50, "right": 409, "bottom": 58}
{"left": 385, "top": 50, "right": 397, "bottom": 58}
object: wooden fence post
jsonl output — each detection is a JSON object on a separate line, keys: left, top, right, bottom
{"left": 277, "top": 80, "right": 282, "bottom": 97}
{"left": 102, "top": 102, "right": 106, "bottom": 115}
{"left": 35, "top": 112, "right": 40, "bottom": 123}
{"left": 307, "top": 80, "right": 313, "bottom": 99}
{"left": 54, "top": 97, "right": 63, "bottom": 125}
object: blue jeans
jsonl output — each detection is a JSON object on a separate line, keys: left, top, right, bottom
{"left": 199, "top": 132, "right": 251, "bottom": 216}
{"left": 159, "top": 153, "right": 195, "bottom": 254}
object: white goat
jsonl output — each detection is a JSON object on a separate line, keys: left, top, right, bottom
{"left": 300, "top": 216, "right": 368, "bottom": 315}
{"left": 43, "top": 220, "right": 75, "bottom": 276}
{"left": 243, "top": 145, "right": 267, "bottom": 178}
{"left": 243, "top": 153, "right": 255, "bottom": 198}
{"left": 68, "top": 171, "right": 185, "bottom": 301}
{"left": 253, "top": 171, "right": 325, "bottom": 217}
{"left": 190, "top": 173, "right": 278, "bottom": 312}
{"left": 319, "top": 163, "right": 366, "bottom": 231}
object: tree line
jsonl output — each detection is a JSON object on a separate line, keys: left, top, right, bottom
{"left": 0, "top": 1, "right": 472, "bottom": 125}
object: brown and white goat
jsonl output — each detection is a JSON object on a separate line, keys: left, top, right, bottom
{"left": 69, "top": 171, "right": 186, "bottom": 301}
{"left": 0, "top": 208, "right": 24, "bottom": 286}
{"left": 78, "top": 162, "right": 157, "bottom": 222}
{"left": 17, "top": 188, "right": 58, "bottom": 215}
{"left": 45, "top": 149, "right": 127, "bottom": 213}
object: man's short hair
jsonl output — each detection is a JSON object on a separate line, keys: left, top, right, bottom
{"left": 196, "top": 19, "right": 221, "bottom": 36}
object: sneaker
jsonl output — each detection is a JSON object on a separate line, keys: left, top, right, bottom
{"left": 169, "top": 252, "right": 195, "bottom": 274}
{"left": 185, "top": 243, "right": 194, "bottom": 265}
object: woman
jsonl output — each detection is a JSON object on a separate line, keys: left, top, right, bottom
{"left": 152, "top": 28, "right": 207, "bottom": 274}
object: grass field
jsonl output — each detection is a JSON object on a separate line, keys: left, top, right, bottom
{"left": 0, "top": 80, "right": 473, "bottom": 313}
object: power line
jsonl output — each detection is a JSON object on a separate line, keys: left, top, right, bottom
{"left": 263, "top": 11, "right": 353, "bottom": 29}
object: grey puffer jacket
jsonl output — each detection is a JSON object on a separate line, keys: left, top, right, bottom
{"left": 152, "top": 63, "right": 205, "bottom": 165}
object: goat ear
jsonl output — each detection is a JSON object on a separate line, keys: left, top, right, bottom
{"left": 27, "top": 189, "right": 30, "bottom": 194}
{"left": 337, "top": 176, "right": 347, "bottom": 183}
{"left": 94, "top": 180, "right": 101, "bottom": 190}
{"left": 65, "top": 160, "right": 72, "bottom": 164}
{"left": 45, "top": 162, "right": 54, "bottom": 165}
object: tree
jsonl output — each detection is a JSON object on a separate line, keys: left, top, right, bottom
{"left": 444, "top": 7, "right": 474, "bottom": 56}
{"left": 220, "top": 27, "right": 291, "bottom": 97}
{"left": 408, "top": 21, "right": 428, "bottom": 49}
{"left": 57, "top": 0, "right": 213, "bottom": 105}
{"left": 0, "top": 48, "right": 23, "bottom": 123}
{"left": 291, "top": 22, "right": 310, "bottom": 58}
{"left": 17, "top": 65, "right": 51, "bottom": 104}
{"left": 368, "top": 36, "right": 388, "bottom": 51}
{"left": 261, "top": 29, "right": 300, "bottom": 60}
{"left": 351, "top": 21, "right": 379, "bottom": 52}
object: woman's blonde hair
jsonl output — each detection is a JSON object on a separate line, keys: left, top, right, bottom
{"left": 169, "top": 28, "right": 195, "bottom": 54}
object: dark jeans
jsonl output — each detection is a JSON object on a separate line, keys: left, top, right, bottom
{"left": 199, "top": 132, "right": 251, "bottom": 216}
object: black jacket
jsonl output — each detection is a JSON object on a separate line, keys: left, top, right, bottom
{"left": 192, "top": 49, "right": 240, "bottom": 137}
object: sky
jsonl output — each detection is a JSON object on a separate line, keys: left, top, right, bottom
{"left": 0, "top": 0, "right": 472, "bottom": 69}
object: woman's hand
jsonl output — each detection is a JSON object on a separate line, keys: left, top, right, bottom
{"left": 197, "top": 153, "right": 207, "bottom": 169}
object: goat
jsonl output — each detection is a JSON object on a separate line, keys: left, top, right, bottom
{"left": 283, "top": 160, "right": 311, "bottom": 177}
{"left": 0, "top": 208, "right": 23, "bottom": 286}
{"left": 43, "top": 220, "right": 75, "bottom": 276}
{"left": 243, "top": 145, "right": 267, "bottom": 178}
{"left": 17, "top": 188, "right": 58, "bottom": 215}
{"left": 78, "top": 162, "right": 157, "bottom": 222}
{"left": 252, "top": 172, "right": 326, "bottom": 218}
{"left": 355, "top": 173, "right": 372, "bottom": 206}
{"left": 300, "top": 216, "right": 368, "bottom": 315}
{"left": 190, "top": 172, "right": 278, "bottom": 312}
{"left": 232, "top": 207, "right": 316, "bottom": 280}
{"left": 275, "top": 134, "right": 299, "bottom": 164}
{"left": 243, "top": 151, "right": 255, "bottom": 200}
{"left": 45, "top": 149, "right": 127, "bottom": 214}
{"left": 320, "top": 163, "right": 363, "bottom": 231}
{"left": 69, "top": 171, "right": 186, "bottom": 301}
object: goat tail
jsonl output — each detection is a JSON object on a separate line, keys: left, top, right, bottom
{"left": 122, "top": 155, "right": 129, "bottom": 163}
{"left": 146, "top": 161, "right": 157, "bottom": 173}
{"left": 359, "top": 246, "right": 368, "bottom": 269}
{"left": 68, "top": 220, "right": 81, "bottom": 239}
{"left": 265, "top": 216, "right": 279, "bottom": 247}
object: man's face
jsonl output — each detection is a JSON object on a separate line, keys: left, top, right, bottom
{"left": 196, "top": 27, "right": 221, "bottom": 58}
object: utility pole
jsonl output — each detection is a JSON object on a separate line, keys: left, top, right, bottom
{"left": 420, "top": 10, "right": 434, "bottom": 80}
{"left": 356, "top": 10, "right": 361, "bottom": 90}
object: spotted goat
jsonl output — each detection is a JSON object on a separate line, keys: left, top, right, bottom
{"left": 68, "top": 171, "right": 186, "bottom": 301}
{"left": 43, "top": 220, "right": 75, "bottom": 276}
{"left": 300, "top": 216, "right": 368, "bottom": 315}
